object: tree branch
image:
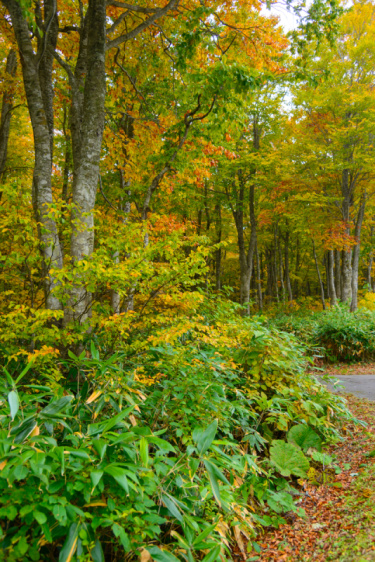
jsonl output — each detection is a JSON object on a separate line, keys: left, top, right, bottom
{"left": 106, "top": 0, "right": 180, "bottom": 51}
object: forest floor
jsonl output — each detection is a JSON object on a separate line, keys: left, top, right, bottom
{"left": 247, "top": 391, "right": 375, "bottom": 561}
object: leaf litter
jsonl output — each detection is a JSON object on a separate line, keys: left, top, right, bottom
{"left": 245, "top": 394, "right": 375, "bottom": 561}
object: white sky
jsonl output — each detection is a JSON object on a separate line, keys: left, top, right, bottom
{"left": 263, "top": 2, "right": 300, "bottom": 32}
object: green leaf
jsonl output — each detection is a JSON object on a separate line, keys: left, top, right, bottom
{"left": 147, "top": 436, "right": 176, "bottom": 453}
{"left": 59, "top": 523, "right": 79, "bottom": 562}
{"left": 90, "top": 471, "right": 103, "bottom": 489}
{"left": 162, "top": 494, "right": 183, "bottom": 522}
{"left": 91, "top": 539, "right": 104, "bottom": 562}
{"left": 12, "top": 419, "right": 37, "bottom": 443}
{"left": 202, "top": 545, "right": 221, "bottom": 562}
{"left": 270, "top": 440, "right": 310, "bottom": 478}
{"left": 203, "top": 459, "right": 222, "bottom": 507}
{"left": 0, "top": 505, "right": 17, "bottom": 520}
{"left": 288, "top": 425, "right": 322, "bottom": 452}
{"left": 14, "top": 361, "right": 33, "bottom": 384}
{"left": 146, "top": 546, "right": 180, "bottom": 562}
{"left": 192, "top": 420, "right": 218, "bottom": 455}
{"left": 203, "top": 459, "right": 230, "bottom": 485}
{"left": 112, "top": 523, "right": 130, "bottom": 552}
{"left": 41, "top": 396, "right": 73, "bottom": 417}
{"left": 104, "top": 466, "right": 129, "bottom": 494}
{"left": 53, "top": 504, "right": 67, "bottom": 525}
{"left": 92, "top": 439, "right": 107, "bottom": 460}
{"left": 8, "top": 391, "right": 19, "bottom": 420}
{"left": 192, "top": 524, "right": 217, "bottom": 546}
{"left": 90, "top": 342, "right": 100, "bottom": 360}
{"left": 311, "top": 451, "right": 333, "bottom": 465}
{"left": 140, "top": 437, "right": 149, "bottom": 467}
{"left": 34, "top": 510, "right": 47, "bottom": 525}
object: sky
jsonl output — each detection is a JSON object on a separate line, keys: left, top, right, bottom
{"left": 266, "top": 2, "right": 300, "bottom": 31}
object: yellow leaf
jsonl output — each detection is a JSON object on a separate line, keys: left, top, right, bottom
{"left": 30, "top": 425, "right": 40, "bottom": 438}
{"left": 86, "top": 390, "right": 102, "bottom": 404}
{"left": 84, "top": 501, "right": 107, "bottom": 507}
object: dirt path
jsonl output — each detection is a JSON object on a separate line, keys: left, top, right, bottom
{"left": 248, "top": 395, "right": 375, "bottom": 561}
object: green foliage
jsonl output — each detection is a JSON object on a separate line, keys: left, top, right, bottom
{"left": 271, "top": 304, "right": 375, "bottom": 362}
{"left": 288, "top": 424, "right": 322, "bottom": 451}
{"left": 269, "top": 441, "right": 310, "bottom": 478}
{"left": 0, "top": 296, "right": 358, "bottom": 560}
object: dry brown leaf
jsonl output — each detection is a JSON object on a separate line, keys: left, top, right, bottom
{"left": 129, "top": 414, "right": 137, "bottom": 426}
{"left": 139, "top": 549, "right": 151, "bottom": 561}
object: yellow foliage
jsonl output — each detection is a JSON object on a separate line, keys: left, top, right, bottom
{"left": 359, "top": 292, "right": 375, "bottom": 311}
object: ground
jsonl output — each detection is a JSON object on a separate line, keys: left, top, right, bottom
{"left": 247, "top": 380, "right": 375, "bottom": 561}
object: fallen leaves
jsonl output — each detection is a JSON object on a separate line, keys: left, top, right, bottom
{"left": 245, "top": 394, "right": 375, "bottom": 561}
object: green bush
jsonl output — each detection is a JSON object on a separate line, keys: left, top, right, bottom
{"left": 0, "top": 299, "right": 358, "bottom": 561}
{"left": 271, "top": 304, "right": 375, "bottom": 363}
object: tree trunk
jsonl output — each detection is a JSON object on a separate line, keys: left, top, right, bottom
{"left": 293, "top": 235, "right": 300, "bottom": 299}
{"left": 284, "top": 230, "right": 293, "bottom": 302}
{"left": 66, "top": 0, "right": 107, "bottom": 323}
{"left": 256, "top": 240, "right": 263, "bottom": 312}
{"left": 3, "top": 0, "right": 63, "bottom": 312}
{"left": 350, "top": 198, "right": 366, "bottom": 312}
{"left": 367, "top": 225, "right": 374, "bottom": 291}
{"left": 273, "top": 226, "right": 279, "bottom": 303}
{"left": 334, "top": 249, "right": 341, "bottom": 300}
{"left": 0, "top": 49, "right": 17, "bottom": 183}
{"left": 341, "top": 248, "right": 352, "bottom": 303}
{"left": 341, "top": 168, "right": 353, "bottom": 303}
{"left": 312, "top": 240, "right": 326, "bottom": 310}
{"left": 278, "top": 234, "right": 286, "bottom": 303}
{"left": 327, "top": 249, "right": 337, "bottom": 307}
{"left": 214, "top": 204, "right": 222, "bottom": 291}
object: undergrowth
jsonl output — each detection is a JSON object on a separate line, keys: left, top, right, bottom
{"left": 0, "top": 297, "right": 357, "bottom": 561}
{"left": 271, "top": 304, "right": 375, "bottom": 363}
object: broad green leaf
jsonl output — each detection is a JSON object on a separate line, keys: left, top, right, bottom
{"left": 311, "top": 450, "right": 333, "bottom": 465}
{"left": 140, "top": 437, "right": 149, "bottom": 467}
{"left": 203, "top": 459, "right": 230, "bottom": 485}
{"left": 192, "top": 420, "right": 218, "bottom": 455}
{"left": 13, "top": 419, "right": 37, "bottom": 443}
{"left": 59, "top": 522, "right": 79, "bottom": 562}
{"left": 41, "top": 396, "right": 73, "bottom": 416}
{"left": 270, "top": 440, "right": 309, "bottom": 478}
{"left": 162, "top": 494, "right": 183, "bottom": 522}
{"left": 203, "top": 459, "right": 222, "bottom": 507}
{"left": 90, "top": 470, "right": 103, "bottom": 489}
{"left": 53, "top": 504, "right": 67, "bottom": 525}
{"left": 192, "top": 524, "right": 217, "bottom": 546}
{"left": 90, "top": 342, "right": 100, "bottom": 360}
{"left": 146, "top": 546, "right": 180, "bottom": 562}
{"left": 202, "top": 545, "right": 221, "bottom": 562}
{"left": 8, "top": 391, "right": 19, "bottom": 420}
{"left": 147, "top": 436, "right": 176, "bottom": 453}
{"left": 112, "top": 523, "right": 130, "bottom": 551}
{"left": 104, "top": 466, "right": 129, "bottom": 494}
{"left": 91, "top": 539, "right": 104, "bottom": 562}
{"left": 288, "top": 424, "right": 322, "bottom": 452}
{"left": 34, "top": 511, "right": 47, "bottom": 525}
{"left": 14, "top": 361, "right": 33, "bottom": 384}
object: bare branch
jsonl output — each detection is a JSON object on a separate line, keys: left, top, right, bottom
{"left": 106, "top": 0, "right": 180, "bottom": 51}
{"left": 106, "top": 1, "right": 157, "bottom": 13}
{"left": 107, "top": 10, "right": 130, "bottom": 35}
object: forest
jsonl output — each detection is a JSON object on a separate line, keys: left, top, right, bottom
{"left": 1, "top": 0, "right": 375, "bottom": 560}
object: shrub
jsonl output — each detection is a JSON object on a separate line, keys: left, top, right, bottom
{"left": 271, "top": 304, "right": 375, "bottom": 363}
{"left": 0, "top": 303, "right": 357, "bottom": 561}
